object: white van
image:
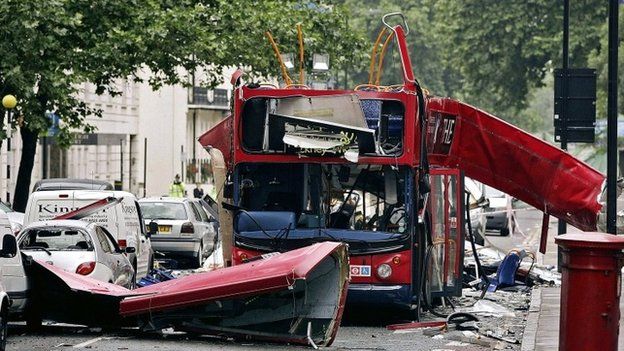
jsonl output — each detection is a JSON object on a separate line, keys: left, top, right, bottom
{"left": 24, "top": 190, "right": 153, "bottom": 282}
{"left": 0, "top": 210, "right": 29, "bottom": 324}
{"left": 0, "top": 211, "right": 16, "bottom": 347}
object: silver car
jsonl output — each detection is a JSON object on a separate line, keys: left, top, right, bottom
{"left": 138, "top": 198, "right": 217, "bottom": 268}
{"left": 17, "top": 220, "right": 135, "bottom": 288}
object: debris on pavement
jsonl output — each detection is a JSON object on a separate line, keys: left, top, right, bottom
{"left": 136, "top": 268, "right": 176, "bottom": 287}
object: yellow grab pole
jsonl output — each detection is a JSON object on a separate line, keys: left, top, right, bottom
{"left": 369, "top": 27, "right": 388, "bottom": 85}
{"left": 265, "top": 31, "right": 293, "bottom": 86}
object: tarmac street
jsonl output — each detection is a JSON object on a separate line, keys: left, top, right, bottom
{"left": 6, "top": 202, "right": 619, "bottom": 350}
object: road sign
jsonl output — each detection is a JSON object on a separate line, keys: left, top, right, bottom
{"left": 554, "top": 68, "right": 596, "bottom": 143}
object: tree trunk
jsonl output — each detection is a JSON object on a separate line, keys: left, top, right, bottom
{"left": 12, "top": 126, "right": 38, "bottom": 212}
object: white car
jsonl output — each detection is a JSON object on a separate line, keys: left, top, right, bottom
{"left": 139, "top": 198, "right": 217, "bottom": 268}
{"left": 17, "top": 220, "right": 135, "bottom": 288}
{"left": 23, "top": 190, "right": 153, "bottom": 283}
{"left": 0, "top": 271, "right": 10, "bottom": 351}
{"left": 0, "top": 203, "right": 23, "bottom": 235}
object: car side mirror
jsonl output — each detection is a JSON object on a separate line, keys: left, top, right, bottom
{"left": 0, "top": 234, "right": 17, "bottom": 258}
{"left": 125, "top": 247, "right": 136, "bottom": 254}
{"left": 147, "top": 221, "right": 158, "bottom": 236}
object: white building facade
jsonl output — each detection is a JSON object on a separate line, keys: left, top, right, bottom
{"left": 1, "top": 70, "right": 233, "bottom": 203}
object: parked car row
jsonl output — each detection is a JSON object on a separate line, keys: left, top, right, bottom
{"left": 139, "top": 197, "right": 217, "bottom": 268}
{"left": 18, "top": 220, "right": 135, "bottom": 288}
{"left": 0, "top": 179, "right": 219, "bottom": 338}
{"left": 465, "top": 179, "right": 515, "bottom": 246}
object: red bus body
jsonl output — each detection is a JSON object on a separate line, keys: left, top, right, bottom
{"left": 199, "top": 23, "right": 604, "bottom": 309}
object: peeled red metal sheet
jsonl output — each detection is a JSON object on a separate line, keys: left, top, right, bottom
{"left": 31, "top": 259, "right": 142, "bottom": 297}
{"left": 120, "top": 242, "right": 345, "bottom": 316}
{"left": 197, "top": 115, "right": 233, "bottom": 167}
{"left": 427, "top": 97, "right": 604, "bottom": 231}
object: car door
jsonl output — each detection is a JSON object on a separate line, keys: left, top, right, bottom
{"left": 189, "top": 202, "right": 213, "bottom": 249}
{"left": 99, "top": 226, "right": 133, "bottom": 287}
{"left": 0, "top": 229, "right": 28, "bottom": 315}
{"left": 133, "top": 200, "right": 151, "bottom": 278}
{"left": 93, "top": 226, "right": 121, "bottom": 283}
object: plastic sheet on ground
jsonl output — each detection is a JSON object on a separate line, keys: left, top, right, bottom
{"left": 461, "top": 299, "right": 516, "bottom": 318}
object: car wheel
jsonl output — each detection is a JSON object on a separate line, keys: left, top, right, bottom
{"left": 473, "top": 230, "right": 485, "bottom": 246}
{"left": 130, "top": 262, "right": 137, "bottom": 289}
{"left": 194, "top": 244, "right": 204, "bottom": 269}
{"left": 147, "top": 253, "right": 154, "bottom": 272}
{"left": 0, "top": 303, "right": 7, "bottom": 351}
{"left": 500, "top": 217, "right": 515, "bottom": 236}
{"left": 500, "top": 226, "right": 510, "bottom": 236}
{"left": 132, "top": 260, "right": 138, "bottom": 285}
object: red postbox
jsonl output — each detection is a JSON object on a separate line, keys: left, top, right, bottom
{"left": 555, "top": 233, "right": 624, "bottom": 351}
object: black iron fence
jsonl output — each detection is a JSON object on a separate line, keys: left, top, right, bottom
{"left": 185, "top": 158, "right": 213, "bottom": 184}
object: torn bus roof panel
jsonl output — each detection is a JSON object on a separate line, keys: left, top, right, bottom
{"left": 122, "top": 241, "right": 349, "bottom": 347}
{"left": 197, "top": 115, "right": 234, "bottom": 167}
{"left": 426, "top": 97, "right": 604, "bottom": 231}
{"left": 28, "top": 242, "right": 349, "bottom": 347}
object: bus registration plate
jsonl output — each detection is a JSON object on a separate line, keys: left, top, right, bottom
{"left": 350, "top": 265, "right": 371, "bottom": 277}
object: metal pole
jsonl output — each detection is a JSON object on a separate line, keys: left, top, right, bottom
{"left": 192, "top": 110, "right": 197, "bottom": 183}
{"left": 607, "top": 0, "right": 619, "bottom": 234}
{"left": 120, "top": 138, "right": 124, "bottom": 190}
{"left": 129, "top": 137, "right": 132, "bottom": 195}
{"left": 143, "top": 137, "right": 147, "bottom": 197}
{"left": 42, "top": 136, "right": 48, "bottom": 179}
{"left": 181, "top": 145, "right": 185, "bottom": 182}
{"left": 558, "top": 0, "right": 569, "bottom": 269}
{"left": 5, "top": 110, "right": 11, "bottom": 203}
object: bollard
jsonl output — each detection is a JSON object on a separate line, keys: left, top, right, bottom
{"left": 555, "top": 233, "right": 624, "bottom": 351}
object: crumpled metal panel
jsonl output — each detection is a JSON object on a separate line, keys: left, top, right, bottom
{"left": 29, "top": 242, "right": 349, "bottom": 347}
{"left": 197, "top": 115, "right": 233, "bottom": 168}
{"left": 427, "top": 97, "right": 604, "bottom": 231}
{"left": 33, "top": 259, "right": 141, "bottom": 297}
{"left": 120, "top": 242, "right": 346, "bottom": 315}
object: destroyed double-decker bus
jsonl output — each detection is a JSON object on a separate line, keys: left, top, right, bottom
{"left": 199, "top": 14, "right": 605, "bottom": 314}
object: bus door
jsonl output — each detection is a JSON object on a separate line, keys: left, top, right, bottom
{"left": 426, "top": 168, "right": 464, "bottom": 298}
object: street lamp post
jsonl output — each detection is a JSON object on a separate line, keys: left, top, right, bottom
{"left": 2, "top": 95, "right": 17, "bottom": 204}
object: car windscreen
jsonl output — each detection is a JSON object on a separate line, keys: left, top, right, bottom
{"left": 139, "top": 202, "right": 188, "bottom": 220}
{"left": 19, "top": 227, "right": 93, "bottom": 251}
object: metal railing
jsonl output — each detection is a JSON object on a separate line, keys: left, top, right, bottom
{"left": 190, "top": 87, "right": 229, "bottom": 107}
{"left": 185, "top": 158, "right": 213, "bottom": 183}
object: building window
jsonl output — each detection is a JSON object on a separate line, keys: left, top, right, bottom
{"left": 191, "top": 87, "right": 229, "bottom": 107}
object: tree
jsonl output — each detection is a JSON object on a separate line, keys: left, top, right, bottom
{"left": 339, "top": 1, "right": 612, "bottom": 131}
{"left": 0, "top": 0, "right": 365, "bottom": 211}
{"left": 587, "top": 11, "right": 624, "bottom": 118}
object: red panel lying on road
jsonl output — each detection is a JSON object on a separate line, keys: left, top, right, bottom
{"left": 34, "top": 259, "right": 141, "bottom": 297}
{"left": 29, "top": 242, "right": 349, "bottom": 347}
{"left": 427, "top": 97, "right": 604, "bottom": 231}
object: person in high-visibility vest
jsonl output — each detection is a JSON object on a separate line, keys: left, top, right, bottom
{"left": 169, "top": 174, "right": 186, "bottom": 197}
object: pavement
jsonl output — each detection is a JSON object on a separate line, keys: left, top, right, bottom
{"left": 520, "top": 221, "right": 624, "bottom": 350}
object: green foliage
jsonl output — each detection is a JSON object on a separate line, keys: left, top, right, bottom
{"left": 587, "top": 11, "right": 624, "bottom": 118}
{"left": 339, "top": 0, "right": 615, "bottom": 132}
{"left": 0, "top": 0, "right": 365, "bottom": 143}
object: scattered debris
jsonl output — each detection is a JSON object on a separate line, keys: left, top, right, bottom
{"left": 463, "top": 300, "right": 515, "bottom": 318}
{"left": 136, "top": 269, "right": 176, "bottom": 287}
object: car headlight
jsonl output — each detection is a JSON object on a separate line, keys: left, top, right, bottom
{"left": 376, "top": 264, "right": 392, "bottom": 279}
